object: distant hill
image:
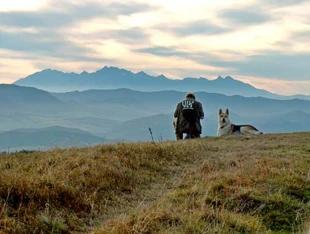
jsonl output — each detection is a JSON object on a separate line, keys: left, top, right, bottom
{"left": 62, "top": 116, "right": 121, "bottom": 136}
{"left": 1, "top": 85, "right": 310, "bottom": 143}
{"left": 104, "top": 113, "right": 220, "bottom": 141}
{"left": 13, "top": 66, "right": 301, "bottom": 99}
{"left": 0, "top": 126, "right": 106, "bottom": 151}
{"left": 105, "top": 114, "right": 176, "bottom": 142}
{"left": 254, "top": 110, "right": 310, "bottom": 133}
{"left": 105, "top": 110, "right": 310, "bottom": 140}
{"left": 52, "top": 88, "right": 310, "bottom": 117}
{"left": 0, "top": 84, "right": 61, "bottom": 108}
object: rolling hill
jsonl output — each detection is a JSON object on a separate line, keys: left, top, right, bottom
{"left": 1, "top": 85, "right": 310, "bottom": 145}
{"left": 52, "top": 88, "right": 310, "bottom": 116}
{"left": 104, "top": 110, "right": 310, "bottom": 140}
{"left": 0, "top": 126, "right": 106, "bottom": 152}
{"left": 0, "top": 84, "right": 61, "bottom": 108}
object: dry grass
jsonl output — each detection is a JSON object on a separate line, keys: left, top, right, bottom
{"left": 1, "top": 133, "right": 310, "bottom": 233}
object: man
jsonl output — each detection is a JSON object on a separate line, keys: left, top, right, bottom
{"left": 173, "top": 92, "right": 204, "bottom": 140}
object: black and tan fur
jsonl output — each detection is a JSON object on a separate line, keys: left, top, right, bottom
{"left": 217, "top": 108, "right": 263, "bottom": 136}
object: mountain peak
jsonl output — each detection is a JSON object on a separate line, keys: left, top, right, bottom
{"left": 39, "top": 69, "right": 60, "bottom": 74}
{"left": 96, "top": 66, "right": 133, "bottom": 76}
{"left": 136, "top": 71, "right": 147, "bottom": 76}
{"left": 157, "top": 74, "right": 167, "bottom": 79}
{"left": 214, "top": 75, "right": 237, "bottom": 83}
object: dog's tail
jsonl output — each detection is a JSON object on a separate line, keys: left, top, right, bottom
{"left": 248, "top": 125, "right": 263, "bottom": 135}
{"left": 247, "top": 129, "right": 263, "bottom": 135}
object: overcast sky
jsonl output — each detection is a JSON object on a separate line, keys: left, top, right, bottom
{"left": 0, "top": 0, "right": 309, "bottom": 95}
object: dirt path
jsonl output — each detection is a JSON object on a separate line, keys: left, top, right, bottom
{"left": 88, "top": 147, "right": 205, "bottom": 233}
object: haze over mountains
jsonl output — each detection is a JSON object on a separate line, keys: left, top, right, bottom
{"left": 2, "top": 72, "right": 310, "bottom": 151}
{"left": 14, "top": 66, "right": 310, "bottom": 100}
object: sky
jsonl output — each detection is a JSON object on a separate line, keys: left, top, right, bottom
{"left": 0, "top": 0, "right": 309, "bottom": 95}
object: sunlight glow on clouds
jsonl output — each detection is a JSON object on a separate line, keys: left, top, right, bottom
{"left": 0, "top": 0, "right": 309, "bottom": 95}
{"left": 0, "top": 50, "right": 38, "bottom": 82}
{"left": 0, "top": 0, "right": 46, "bottom": 11}
{"left": 237, "top": 75, "right": 310, "bottom": 96}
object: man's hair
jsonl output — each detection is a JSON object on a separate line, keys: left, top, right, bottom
{"left": 185, "top": 92, "right": 196, "bottom": 100}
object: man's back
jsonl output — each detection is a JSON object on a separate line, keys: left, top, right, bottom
{"left": 174, "top": 93, "right": 204, "bottom": 140}
{"left": 180, "top": 99, "right": 201, "bottom": 123}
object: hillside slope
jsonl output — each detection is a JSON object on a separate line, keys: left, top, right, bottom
{"left": 0, "top": 126, "right": 106, "bottom": 151}
{"left": 0, "top": 133, "right": 310, "bottom": 233}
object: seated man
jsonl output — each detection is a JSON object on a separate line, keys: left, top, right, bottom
{"left": 173, "top": 92, "right": 204, "bottom": 140}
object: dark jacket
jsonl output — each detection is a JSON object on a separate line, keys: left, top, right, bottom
{"left": 174, "top": 98, "right": 204, "bottom": 134}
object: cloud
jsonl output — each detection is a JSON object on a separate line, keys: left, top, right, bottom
{"left": 0, "top": 1, "right": 155, "bottom": 63}
{"left": 0, "top": 0, "right": 310, "bottom": 94}
{"left": 135, "top": 45, "right": 239, "bottom": 66}
{"left": 0, "top": 51, "right": 38, "bottom": 82}
{"left": 294, "top": 30, "right": 310, "bottom": 40}
{"left": 262, "top": 0, "right": 308, "bottom": 7}
{"left": 134, "top": 46, "right": 188, "bottom": 57}
{"left": 237, "top": 75, "right": 310, "bottom": 96}
{"left": 209, "top": 51, "right": 310, "bottom": 81}
{"left": 0, "top": 1, "right": 154, "bottom": 29}
{"left": 0, "top": 11, "right": 73, "bottom": 28}
{"left": 134, "top": 43, "right": 310, "bottom": 81}
{"left": 81, "top": 27, "right": 150, "bottom": 45}
{"left": 219, "top": 8, "right": 272, "bottom": 26}
{"left": 0, "top": 30, "right": 105, "bottom": 62}
{"left": 157, "top": 20, "right": 231, "bottom": 37}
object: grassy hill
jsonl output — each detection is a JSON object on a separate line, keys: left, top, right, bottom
{"left": 0, "top": 133, "right": 310, "bottom": 233}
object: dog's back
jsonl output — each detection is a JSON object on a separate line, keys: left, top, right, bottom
{"left": 231, "top": 124, "right": 263, "bottom": 135}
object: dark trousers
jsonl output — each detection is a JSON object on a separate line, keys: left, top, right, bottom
{"left": 176, "top": 132, "right": 200, "bottom": 140}
{"left": 176, "top": 125, "right": 200, "bottom": 140}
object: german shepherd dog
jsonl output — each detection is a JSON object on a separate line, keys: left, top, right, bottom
{"left": 217, "top": 108, "right": 263, "bottom": 136}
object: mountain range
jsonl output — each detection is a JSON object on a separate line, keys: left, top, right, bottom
{"left": 1, "top": 84, "right": 310, "bottom": 150}
{"left": 13, "top": 66, "right": 310, "bottom": 100}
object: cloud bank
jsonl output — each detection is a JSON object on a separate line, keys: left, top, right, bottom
{"left": 0, "top": 0, "right": 309, "bottom": 95}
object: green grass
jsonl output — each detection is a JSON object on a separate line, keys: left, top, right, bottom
{"left": 1, "top": 133, "right": 310, "bottom": 233}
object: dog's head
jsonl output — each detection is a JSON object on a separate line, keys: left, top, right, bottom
{"left": 218, "top": 108, "right": 231, "bottom": 127}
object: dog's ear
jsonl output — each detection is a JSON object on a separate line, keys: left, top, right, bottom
{"left": 219, "top": 108, "right": 223, "bottom": 114}
{"left": 225, "top": 108, "right": 229, "bottom": 115}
